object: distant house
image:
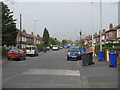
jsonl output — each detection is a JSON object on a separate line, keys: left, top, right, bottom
{"left": 105, "top": 24, "right": 117, "bottom": 44}
{"left": 101, "top": 29, "right": 106, "bottom": 44}
{"left": 93, "top": 33, "right": 97, "bottom": 45}
{"left": 16, "top": 29, "right": 43, "bottom": 48}
{"left": 96, "top": 31, "right": 100, "bottom": 44}
{"left": 116, "top": 24, "right": 120, "bottom": 43}
{"left": 84, "top": 35, "right": 92, "bottom": 46}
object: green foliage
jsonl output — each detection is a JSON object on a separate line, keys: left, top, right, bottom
{"left": 62, "top": 40, "right": 67, "bottom": 46}
{"left": 95, "top": 43, "right": 120, "bottom": 56}
{"left": 95, "top": 44, "right": 100, "bottom": 55}
{"left": 36, "top": 44, "right": 44, "bottom": 52}
{"left": 2, "top": 2, "right": 18, "bottom": 46}
{"left": 50, "top": 38, "right": 60, "bottom": 46}
{"left": 42, "top": 28, "right": 50, "bottom": 46}
{"left": 0, "top": 46, "right": 7, "bottom": 57}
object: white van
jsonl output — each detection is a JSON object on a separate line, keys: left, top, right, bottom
{"left": 52, "top": 45, "right": 59, "bottom": 51}
{"left": 26, "top": 45, "right": 38, "bottom": 56}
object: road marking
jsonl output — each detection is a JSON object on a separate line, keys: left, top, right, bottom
{"left": 23, "top": 69, "right": 80, "bottom": 76}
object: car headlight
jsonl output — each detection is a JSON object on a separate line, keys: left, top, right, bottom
{"left": 67, "top": 52, "right": 70, "bottom": 55}
{"left": 78, "top": 52, "right": 81, "bottom": 54}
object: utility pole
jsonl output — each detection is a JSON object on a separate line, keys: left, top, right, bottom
{"left": 34, "top": 20, "right": 37, "bottom": 45}
{"left": 20, "top": 14, "right": 22, "bottom": 49}
{"left": 100, "top": 0, "right": 102, "bottom": 51}
{"left": 91, "top": 2, "right": 95, "bottom": 56}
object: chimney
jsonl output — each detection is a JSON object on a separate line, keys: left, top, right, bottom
{"left": 31, "top": 32, "right": 34, "bottom": 36}
{"left": 37, "top": 34, "right": 40, "bottom": 38}
{"left": 109, "top": 23, "right": 113, "bottom": 30}
{"left": 103, "top": 29, "right": 106, "bottom": 32}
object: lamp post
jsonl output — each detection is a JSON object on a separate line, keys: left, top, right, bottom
{"left": 91, "top": 2, "right": 95, "bottom": 56}
{"left": 79, "top": 30, "right": 82, "bottom": 47}
{"left": 34, "top": 20, "right": 38, "bottom": 45}
{"left": 100, "top": 0, "right": 103, "bottom": 51}
{"left": 20, "top": 14, "right": 22, "bottom": 49}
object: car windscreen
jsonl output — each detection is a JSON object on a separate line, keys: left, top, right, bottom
{"left": 26, "top": 47, "right": 36, "bottom": 50}
{"left": 9, "top": 50, "right": 19, "bottom": 52}
{"left": 68, "top": 48, "right": 79, "bottom": 52}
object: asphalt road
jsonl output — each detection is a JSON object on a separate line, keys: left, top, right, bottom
{"left": 3, "top": 49, "right": 83, "bottom": 88}
{"left": 2, "top": 49, "right": 118, "bottom": 88}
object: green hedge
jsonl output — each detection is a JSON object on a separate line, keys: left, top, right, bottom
{"left": 0, "top": 46, "right": 7, "bottom": 57}
{"left": 95, "top": 43, "right": 120, "bottom": 56}
{"left": 36, "top": 44, "right": 44, "bottom": 52}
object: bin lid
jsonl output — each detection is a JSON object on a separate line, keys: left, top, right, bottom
{"left": 109, "top": 52, "right": 117, "bottom": 55}
{"left": 98, "top": 51, "right": 104, "bottom": 52}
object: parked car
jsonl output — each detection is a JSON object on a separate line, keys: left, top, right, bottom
{"left": 7, "top": 49, "right": 26, "bottom": 60}
{"left": 46, "top": 46, "right": 50, "bottom": 51}
{"left": 52, "top": 45, "right": 59, "bottom": 51}
{"left": 26, "top": 45, "right": 38, "bottom": 56}
{"left": 67, "top": 47, "right": 82, "bottom": 60}
{"left": 59, "top": 46, "right": 63, "bottom": 49}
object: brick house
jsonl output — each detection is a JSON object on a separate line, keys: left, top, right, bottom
{"left": 101, "top": 29, "right": 106, "bottom": 44}
{"left": 84, "top": 35, "right": 92, "bottom": 46}
{"left": 105, "top": 24, "right": 117, "bottom": 44}
{"left": 116, "top": 24, "right": 120, "bottom": 43}
{"left": 95, "top": 31, "right": 100, "bottom": 44}
{"left": 16, "top": 29, "right": 42, "bottom": 48}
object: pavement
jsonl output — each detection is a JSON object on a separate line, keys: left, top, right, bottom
{"left": 78, "top": 56, "right": 118, "bottom": 88}
{"left": 2, "top": 49, "right": 119, "bottom": 89}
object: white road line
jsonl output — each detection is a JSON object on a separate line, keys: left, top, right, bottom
{"left": 23, "top": 69, "right": 80, "bottom": 76}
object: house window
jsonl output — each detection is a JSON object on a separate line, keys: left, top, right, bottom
{"left": 22, "top": 36, "right": 26, "bottom": 41}
{"left": 117, "top": 29, "right": 120, "bottom": 38}
{"left": 36, "top": 40, "right": 40, "bottom": 44}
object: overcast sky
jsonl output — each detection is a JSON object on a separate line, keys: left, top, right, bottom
{"left": 5, "top": 1, "right": 118, "bottom": 41}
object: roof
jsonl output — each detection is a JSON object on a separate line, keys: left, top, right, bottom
{"left": 105, "top": 29, "right": 117, "bottom": 33}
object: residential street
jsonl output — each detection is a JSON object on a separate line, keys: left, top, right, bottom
{"left": 2, "top": 49, "right": 118, "bottom": 88}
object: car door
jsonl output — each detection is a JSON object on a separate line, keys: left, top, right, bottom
{"left": 20, "top": 50, "right": 25, "bottom": 58}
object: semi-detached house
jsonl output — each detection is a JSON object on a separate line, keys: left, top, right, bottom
{"left": 16, "top": 29, "right": 43, "bottom": 48}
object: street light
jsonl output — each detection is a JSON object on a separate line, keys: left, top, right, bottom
{"left": 79, "top": 30, "right": 82, "bottom": 47}
{"left": 34, "top": 20, "right": 38, "bottom": 45}
{"left": 91, "top": 2, "right": 95, "bottom": 62}
{"left": 20, "top": 14, "right": 22, "bottom": 49}
{"left": 100, "top": 0, "right": 103, "bottom": 51}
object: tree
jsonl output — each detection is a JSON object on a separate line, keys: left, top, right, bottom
{"left": 42, "top": 28, "right": 50, "bottom": 46}
{"left": 62, "top": 39, "right": 67, "bottom": 46}
{"left": 2, "top": 2, "right": 18, "bottom": 46}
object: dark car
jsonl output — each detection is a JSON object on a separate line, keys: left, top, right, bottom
{"left": 7, "top": 49, "right": 26, "bottom": 60}
{"left": 67, "top": 47, "right": 82, "bottom": 60}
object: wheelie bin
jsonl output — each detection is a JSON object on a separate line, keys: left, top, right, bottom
{"left": 98, "top": 51, "right": 104, "bottom": 61}
{"left": 109, "top": 53, "right": 117, "bottom": 67}
{"left": 88, "top": 52, "right": 94, "bottom": 65}
{"left": 81, "top": 53, "right": 89, "bottom": 66}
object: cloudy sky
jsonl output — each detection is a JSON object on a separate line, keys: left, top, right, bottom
{"left": 5, "top": 0, "right": 118, "bottom": 41}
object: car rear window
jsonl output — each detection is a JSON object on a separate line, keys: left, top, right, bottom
{"left": 53, "top": 45, "right": 58, "bottom": 47}
{"left": 26, "top": 47, "right": 36, "bottom": 50}
{"left": 9, "top": 50, "right": 19, "bottom": 52}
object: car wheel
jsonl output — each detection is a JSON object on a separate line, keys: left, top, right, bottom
{"left": 24, "top": 57, "right": 26, "bottom": 60}
{"left": 7, "top": 58, "right": 10, "bottom": 60}
{"left": 19, "top": 57, "right": 22, "bottom": 61}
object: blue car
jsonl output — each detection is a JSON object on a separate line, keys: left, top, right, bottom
{"left": 67, "top": 47, "right": 82, "bottom": 60}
